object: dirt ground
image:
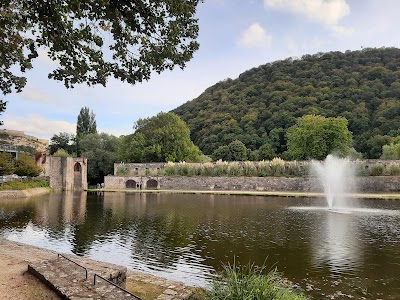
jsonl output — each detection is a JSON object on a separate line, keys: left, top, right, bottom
{"left": 0, "top": 252, "right": 59, "bottom": 299}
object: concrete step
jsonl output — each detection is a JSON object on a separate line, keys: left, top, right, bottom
{"left": 28, "top": 254, "right": 141, "bottom": 300}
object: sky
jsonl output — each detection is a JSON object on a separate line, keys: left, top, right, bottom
{"left": 2, "top": 0, "right": 400, "bottom": 141}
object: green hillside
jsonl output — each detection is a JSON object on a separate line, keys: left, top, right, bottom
{"left": 173, "top": 47, "right": 400, "bottom": 159}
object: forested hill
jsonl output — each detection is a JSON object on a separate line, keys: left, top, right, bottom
{"left": 173, "top": 47, "right": 400, "bottom": 159}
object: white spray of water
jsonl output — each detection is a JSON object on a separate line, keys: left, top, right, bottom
{"left": 311, "top": 155, "right": 355, "bottom": 209}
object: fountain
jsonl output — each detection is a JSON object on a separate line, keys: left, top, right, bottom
{"left": 311, "top": 155, "right": 355, "bottom": 211}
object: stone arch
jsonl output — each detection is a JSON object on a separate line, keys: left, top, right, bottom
{"left": 126, "top": 179, "right": 137, "bottom": 189}
{"left": 73, "top": 162, "right": 82, "bottom": 189}
{"left": 74, "top": 162, "right": 82, "bottom": 172}
{"left": 146, "top": 179, "right": 158, "bottom": 189}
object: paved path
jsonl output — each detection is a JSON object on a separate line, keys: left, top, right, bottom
{"left": 0, "top": 239, "right": 195, "bottom": 300}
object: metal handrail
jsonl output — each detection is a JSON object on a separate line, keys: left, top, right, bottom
{"left": 93, "top": 273, "right": 142, "bottom": 300}
{"left": 57, "top": 253, "right": 88, "bottom": 279}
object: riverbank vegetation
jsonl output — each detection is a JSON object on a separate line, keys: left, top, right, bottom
{"left": 0, "top": 152, "right": 42, "bottom": 177}
{"left": 118, "top": 159, "right": 400, "bottom": 178}
{"left": 190, "top": 262, "right": 308, "bottom": 300}
{"left": 0, "top": 178, "right": 49, "bottom": 190}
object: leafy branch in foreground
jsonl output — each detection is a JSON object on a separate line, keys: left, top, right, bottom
{"left": 0, "top": 0, "right": 201, "bottom": 90}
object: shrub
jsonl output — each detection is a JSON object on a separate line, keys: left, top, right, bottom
{"left": 116, "top": 166, "right": 128, "bottom": 176}
{"left": 0, "top": 152, "right": 15, "bottom": 175}
{"left": 369, "top": 164, "right": 385, "bottom": 176}
{"left": 200, "top": 261, "right": 308, "bottom": 300}
{"left": 53, "top": 148, "right": 70, "bottom": 156}
{"left": 388, "top": 164, "right": 400, "bottom": 176}
{"left": 14, "top": 153, "right": 42, "bottom": 177}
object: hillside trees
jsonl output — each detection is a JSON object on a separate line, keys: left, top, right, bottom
{"left": 286, "top": 115, "right": 353, "bottom": 160}
{"left": 173, "top": 48, "right": 400, "bottom": 159}
{"left": 117, "top": 112, "right": 202, "bottom": 162}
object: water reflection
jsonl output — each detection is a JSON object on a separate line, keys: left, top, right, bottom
{"left": 1, "top": 192, "right": 400, "bottom": 298}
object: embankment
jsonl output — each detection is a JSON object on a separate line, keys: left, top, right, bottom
{"left": 0, "top": 187, "right": 51, "bottom": 199}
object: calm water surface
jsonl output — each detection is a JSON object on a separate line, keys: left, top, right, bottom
{"left": 1, "top": 192, "right": 400, "bottom": 299}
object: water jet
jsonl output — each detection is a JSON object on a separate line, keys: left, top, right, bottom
{"left": 311, "top": 155, "right": 355, "bottom": 211}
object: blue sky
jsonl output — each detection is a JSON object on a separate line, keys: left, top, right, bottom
{"left": 3, "top": 0, "right": 400, "bottom": 140}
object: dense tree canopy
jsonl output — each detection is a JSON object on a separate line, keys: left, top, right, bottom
{"left": 117, "top": 112, "right": 202, "bottom": 162}
{"left": 48, "top": 132, "right": 75, "bottom": 155}
{"left": 286, "top": 115, "right": 353, "bottom": 160}
{"left": 80, "top": 132, "right": 118, "bottom": 184}
{"left": 173, "top": 48, "right": 400, "bottom": 159}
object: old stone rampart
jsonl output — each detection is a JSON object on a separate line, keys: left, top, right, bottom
{"left": 104, "top": 175, "right": 399, "bottom": 193}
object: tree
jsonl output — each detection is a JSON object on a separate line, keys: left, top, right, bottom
{"left": 79, "top": 133, "right": 118, "bottom": 184}
{"left": 118, "top": 112, "right": 202, "bottom": 162}
{"left": 0, "top": 1, "right": 200, "bottom": 91}
{"left": 0, "top": 100, "right": 5, "bottom": 125}
{"left": 14, "top": 153, "right": 42, "bottom": 177}
{"left": 48, "top": 132, "right": 75, "bottom": 155}
{"left": 76, "top": 107, "right": 97, "bottom": 138}
{"left": 212, "top": 140, "right": 249, "bottom": 161}
{"left": 0, "top": 152, "right": 15, "bottom": 175}
{"left": 257, "top": 143, "right": 276, "bottom": 160}
{"left": 286, "top": 115, "right": 353, "bottom": 160}
{"left": 381, "top": 143, "right": 400, "bottom": 159}
{"left": 0, "top": 1, "right": 201, "bottom": 119}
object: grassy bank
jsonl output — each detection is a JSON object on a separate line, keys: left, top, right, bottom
{"left": 0, "top": 178, "right": 49, "bottom": 190}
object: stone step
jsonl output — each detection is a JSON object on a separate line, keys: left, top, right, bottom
{"left": 28, "top": 254, "right": 141, "bottom": 300}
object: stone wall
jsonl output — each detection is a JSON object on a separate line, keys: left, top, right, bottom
{"left": 41, "top": 156, "right": 87, "bottom": 191}
{"left": 104, "top": 175, "right": 400, "bottom": 193}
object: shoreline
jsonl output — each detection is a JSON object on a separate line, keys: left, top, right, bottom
{"left": 0, "top": 238, "right": 195, "bottom": 300}
{"left": 0, "top": 187, "right": 51, "bottom": 199}
{"left": 88, "top": 188, "right": 400, "bottom": 200}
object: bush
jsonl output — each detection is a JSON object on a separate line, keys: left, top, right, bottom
{"left": 197, "top": 261, "right": 308, "bottom": 300}
{"left": 0, "top": 152, "right": 15, "bottom": 175}
{"left": 388, "top": 164, "right": 400, "bottom": 176}
{"left": 14, "top": 153, "right": 42, "bottom": 177}
{"left": 116, "top": 166, "right": 128, "bottom": 176}
{"left": 369, "top": 164, "right": 385, "bottom": 176}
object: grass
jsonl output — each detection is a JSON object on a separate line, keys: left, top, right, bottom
{"left": 189, "top": 261, "right": 308, "bottom": 300}
{"left": 0, "top": 178, "right": 49, "bottom": 190}
{"left": 126, "top": 280, "right": 165, "bottom": 300}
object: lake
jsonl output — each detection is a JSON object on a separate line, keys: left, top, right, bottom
{"left": 1, "top": 191, "right": 400, "bottom": 299}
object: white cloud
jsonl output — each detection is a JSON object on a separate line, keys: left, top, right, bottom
{"left": 3, "top": 114, "right": 75, "bottom": 139}
{"left": 264, "top": 0, "right": 352, "bottom": 34}
{"left": 332, "top": 25, "right": 354, "bottom": 37}
{"left": 20, "top": 86, "right": 55, "bottom": 103}
{"left": 237, "top": 23, "right": 272, "bottom": 49}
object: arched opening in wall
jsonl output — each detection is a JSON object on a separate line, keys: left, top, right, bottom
{"left": 126, "top": 180, "right": 137, "bottom": 189}
{"left": 73, "top": 162, "right": 82, "bottom": 190}
{"left": 74, "top": 162, "right": 82, "bottom": 172}
{"left": 146, "top": 179, "right": 158, "bottom": 189}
